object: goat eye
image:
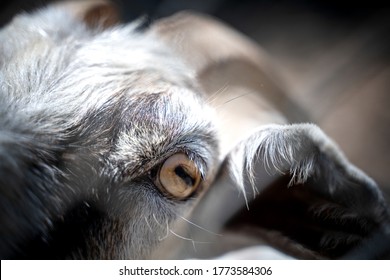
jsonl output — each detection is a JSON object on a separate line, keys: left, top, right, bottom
{"left": 155, "top": 153, "right": 201, "bottom": 199}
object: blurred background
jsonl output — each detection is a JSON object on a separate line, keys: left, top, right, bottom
{"left": 1, "top": 0, "right": 389, "bottom": 199}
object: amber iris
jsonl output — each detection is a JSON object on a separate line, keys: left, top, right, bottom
{"left": 155, "top": 153, "right": 201, "bottom": 199}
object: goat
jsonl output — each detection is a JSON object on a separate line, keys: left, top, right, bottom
{"left": 0, "top": 0, "right": 389, "bottom": 259}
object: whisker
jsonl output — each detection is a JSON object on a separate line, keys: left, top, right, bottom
{"left": 169, "top": 229, "right": 194, "bottom": 242}
{"left": 169, "top": 229, "right": 211, "bottom": 252}
{"left": 205, "top": 83, "right": 230, "bottom": 105}
{"left": 212, "top": 91, "right": 255, "bottom": 111}
{"left": 153, "top": 214, "right": 170, "bottom": 241}
{"left": 144, "top": 216, "right": 153, "bottom": 233}
{"left": 152, "top": 213, "right": 213, "bottom": 250}
{"left": 170, "top": 230, "right": 197, "bottom": 252}
{"left": 178, "top": 215, "right": 222, "bottom": 236}
{"left": 152, "top": 213, "right": 163, "bottom": 227}
{"left": 222, "top": 92, "right": 252, "bottom": 105}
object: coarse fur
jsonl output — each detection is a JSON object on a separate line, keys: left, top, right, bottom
{"left": 0, "top": 6, "right": 219, "bottom": 259}
{"left": 0, "top": 3, "right": 389, "bottom": 259}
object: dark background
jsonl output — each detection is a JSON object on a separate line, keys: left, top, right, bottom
{"left": 1, "top": 0, "right": 390, "bottom": 198}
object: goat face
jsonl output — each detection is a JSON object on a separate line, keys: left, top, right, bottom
{"left": 0, "top": 2, "right": 389, "bottom": 259}
{"left": 0, "top": 4, "right": 219, "bottom": 259}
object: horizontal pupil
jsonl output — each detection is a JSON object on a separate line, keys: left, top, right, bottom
{"left": 174, "top": 166, "right": 194, "bottom": 186}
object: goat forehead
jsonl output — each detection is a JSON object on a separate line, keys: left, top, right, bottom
{"left": 1, "top": 10, "right": 194, "bottom": 94}
{"left": 106, "top": 85, "right": 219, "bottom": 176}
{"left": 1, "top": 11, "right": 220, "bottom": 174}
{"left": 2, "top": 35, "right": 190, "bottom": 93}
{"left": 1, "top": 20, "right": 205, "bottom": 122}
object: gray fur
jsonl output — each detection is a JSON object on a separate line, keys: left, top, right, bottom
{"left": 0, "top": 6, "right": 218, "bottom": 259}
{"left": 0, "top": 4, "right": 389, "bottom": 260}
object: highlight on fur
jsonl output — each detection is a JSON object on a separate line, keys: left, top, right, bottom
{"left": 1, "top": 1, "right": 389, "bottom": 260}
{"left": 0, "top": 3, "right": 219, "bottom": 259}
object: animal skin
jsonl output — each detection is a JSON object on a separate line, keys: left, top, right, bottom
{"left": 0, "top": 1, "right": 389, "bottom": 259}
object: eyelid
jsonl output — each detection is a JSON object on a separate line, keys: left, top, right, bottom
{"left": 150, "top": 150, "right": 207, "bottom": 179}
